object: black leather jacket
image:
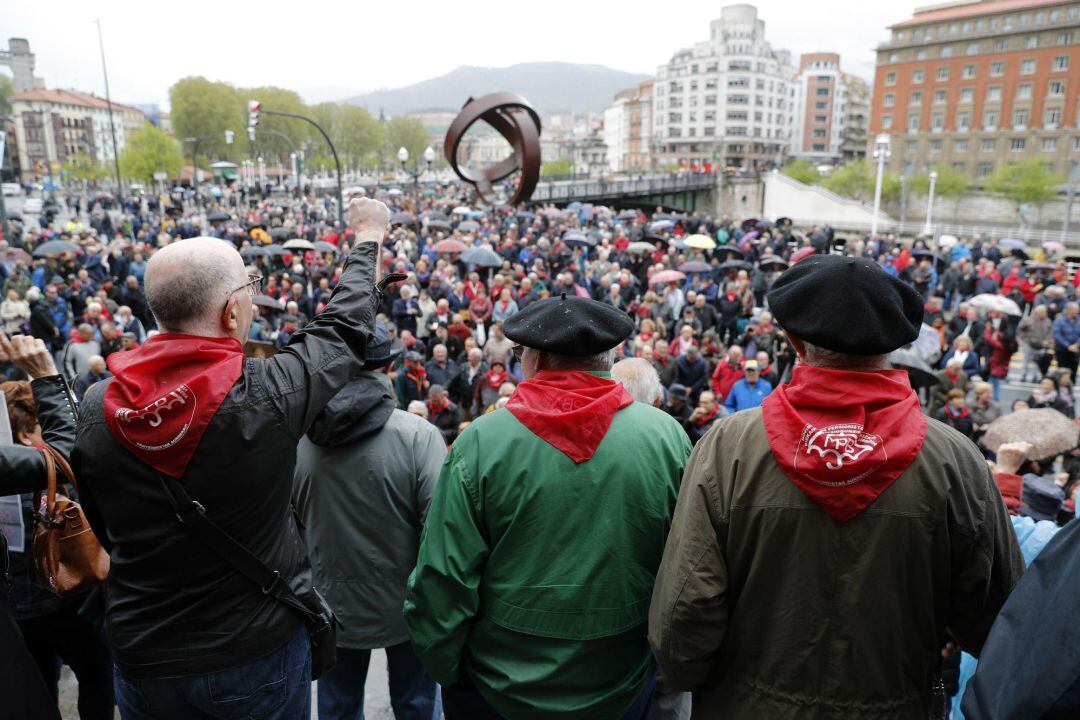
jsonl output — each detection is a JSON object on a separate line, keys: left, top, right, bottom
{"left": 72, "top": 243, "right": 380, "bottom": 679}
{"left": 0, "top": 375, "right": 78, "bottom": 603}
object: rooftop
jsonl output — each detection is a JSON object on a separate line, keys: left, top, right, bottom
{"left": 891, "top": 0, "right": 1067, "bottom": 29}
{"left": 10, "top": 87, "right": 142, "bottom": 115}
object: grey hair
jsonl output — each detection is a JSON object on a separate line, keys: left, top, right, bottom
{"left": 610, "top": 358, "right": 662, "bottom": 405}
{"left": 146, "top": 254, "right": 239, "bottom": 331}
{"left": 799, "top": 340, "right": 890, "bottom": 372}
{"left": 541, "top": 348, "right": 617, "bottom": 372}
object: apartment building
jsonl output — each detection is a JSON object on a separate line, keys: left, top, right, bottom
{"left": 790, "top": 53, "right": 871, "bottom": 163}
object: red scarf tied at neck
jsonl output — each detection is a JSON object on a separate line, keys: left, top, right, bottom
{"left": 761, "top": 366, "right": 927, "bottom": 523}
{"left": 507, "top": 370, "right": 632, "bottom": 463}
{"left": 487, "top": 368, "right": 508, "bottom": 389}
{"left": 104, "top": 334, "right": 245, "bottom": 478}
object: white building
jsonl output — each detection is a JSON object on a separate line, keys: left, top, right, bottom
{"left": 652, "top": 4, "right": 796, "bottom": 170}
{"left": 602, "top": 81, "right": 654, "bottom": 173}
{"left": 789, "top": 53, "right": 870, "bottom": 164}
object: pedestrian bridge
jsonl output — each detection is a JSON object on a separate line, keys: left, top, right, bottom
{"left": 531, "top": 174, "right": 718, "bottom": 213}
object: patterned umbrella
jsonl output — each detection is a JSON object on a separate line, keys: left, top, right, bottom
{"left": 649, "top": 270, "right": 686, "bottom": 285}
{"left": 983, "top": 408, "right": 1078, "bottom": 460}
{"left": 432, "top": 239, "right": 467, "bottom": 254}
{"left": 970, "top": 293, "right": 1022, "bottom": 316}
{"left": 679, "top": 261, "right": 713, "bottom": 273}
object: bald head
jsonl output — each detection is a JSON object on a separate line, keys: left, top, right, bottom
{"left": 145, "top": 238, "right": 247, "bottom": 333}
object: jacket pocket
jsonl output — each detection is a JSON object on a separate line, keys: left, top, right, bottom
{"left": 206, "top": 645, "right": 287, "bottom": 720}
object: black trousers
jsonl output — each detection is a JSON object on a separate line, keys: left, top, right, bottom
{"left": 18, "top": 600, "right": 114, "bottom": 720}
{"left": 0, "top": 599, "right": 58, "bottom": 720}
{"left": 1057, "top": 348, "right": 1079, "bottom": 381}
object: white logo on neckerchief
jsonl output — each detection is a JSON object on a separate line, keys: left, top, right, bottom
{"left": 802, "top": 423, "right": 881, "bottom": 470}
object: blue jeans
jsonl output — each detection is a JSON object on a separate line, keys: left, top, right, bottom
{"left": 317, "top": 641, "right": 439, "bottom": 720}
{"left": 114, "top": 627, "right": 311, "bottom": 720}
{"left": 989, "top": 375, "right": 1001, "bottom": 401}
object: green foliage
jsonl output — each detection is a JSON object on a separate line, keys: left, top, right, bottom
{"left": 542, "top": 160, "right": 574, "bottom": 176}
{"left": 782, "top": 159, "right": 820, "bottom": 185}
{"left": 986, "top": 159, "right": 1064, "bottom": 210}
{"left": 911, "top": 164, "right": 969, "bottom": 200}
{"left": 383, "top": 116, "right": 434, "bottom": 170}
{"left": 62, "top": 153, "right": 107, "bottom": 185}
{"left": 168, "top": 77, "right": 243, "bottom": 160}
{"left": 119, "top": 125, "right": 182, "bottom": 183}
{"left": 0, "top": 74, "right": 12, "bottom": 117}
{"left": 822, "top": 159, "right": 902, "bottom": 203}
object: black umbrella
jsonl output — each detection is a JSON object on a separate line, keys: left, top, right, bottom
{"left": 564, "top": 232, "right": 596, "bottom": 248}
{"left": 6, "top": 211, "right": 22, "bottom": 221}
{"left": 678, "top": 261, "right": 713, "bottom": 273}
{"left": 740, "top": 218, "right": 759, "bottom": 232}
{"left": 776, "top": 216, "right": 793, "bottom": 228}
{"left": 1010, "top": 248, "right": 1030, "bottom": 260}
{"left": 717, "top": 260, "right": 753, "bottom": 273}
{"left": 424, "top": 211, "right": 449, "bottom": 222}
{"left": 390, "top": 211, "right": 415, "bottom": 226}
{"left": 270, "top": 227, "right": 290, "bottom": 241}
{"left": 461, "top": 246, "right": 503, "bottom": 268}
{"left": 759, "top": 257, "right": 790, "bottom": 270}
{"left": 755, "top": 219, "right": 774, "bottom": 230}
{"left": 457, "top": 220, "right": 480, "bottom": 233}
{"left": 207, "top": 212, "right": 230, "bottom": 223}
{"left": 427, "top": 220, "right": 452, "bottom": 232}
{"left": 890, "top": 349, "right": 938, "bottom": 388}
{"left": 240, "top": 246, "right": 269, "bottom": 259}
{"left": 717, "top": 246, "right": 745, "bottom": 259}
{"left": 252, "top": 295, "right": 284, "bottom": 311}
{"left": 32, "top": 240, "right": 80, "bottom": 257}
{"left": 313, "top": 241, "right": 339, "bottom": 254}
{"left": 264, "top": 245, "right": 289, "bottom": 257}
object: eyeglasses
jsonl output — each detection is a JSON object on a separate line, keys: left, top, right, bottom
{"left": 223, "top": 274, "right": 263, "bottom": 314}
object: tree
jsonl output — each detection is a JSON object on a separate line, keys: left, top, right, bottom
{"left": 120, "top": 125, "right": 182, "bottom": 183}
{"left": 782, "top": 159, "right": 820, "bottom": 185}
{"left": 383, "top": 116, "right": 433, "bottom": 171}
{"left": 987, "top": 159, "right": 1064, "bottom": 224}
{"left": 822, "top": 159, "right": 902, "bottom": 204}
{"left": 169, "top": 77, "right": 243, "bottom": 161}
{"left": 911, "top": 164, "right": 970, "bottom": 220}
{"left": 0, "top": 74, "right": 13, "bottom": 117}
{"left": 542, "top": 160, "right": 574, "bottom": 176}
{"left": 63, "top": 153, "right": 107, "bottom": 186}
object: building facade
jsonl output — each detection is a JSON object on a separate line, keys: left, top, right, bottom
{"left": 10, "top": 88, "right": 147, "bottom": 181}
{"left": 870, "top": 0, "right": 1080, "bottom": 181}
{"left": 652, "top": 4, "right": 796, "bottom": 171}
{"left": 603, "top": 80, "right": 654, "bottom": 172}
{"left": 790, "top": 53, "right": 870, "bottom": 163}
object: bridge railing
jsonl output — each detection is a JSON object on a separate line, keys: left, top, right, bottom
{"left": 531, "top": 174, "right": 716, "bottom": 203}
{"left": 791, "top": 217, "right": 1080, "bottom": 249}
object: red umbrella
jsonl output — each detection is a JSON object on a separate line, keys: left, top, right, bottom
{"left": 432, "top": 239, "right": 467, "bottom": 254}
{"left": 649, "top": 269, "right": 687, "bottom": 285}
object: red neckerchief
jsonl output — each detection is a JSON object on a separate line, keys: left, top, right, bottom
{"left": 104, "top": 334, "right": 244, "bottom": 478}
{"left": 995, "top": 473, "right": 1024, "bottom": 515}
{"left": 498, "top": 299, "right": 510, "bottom": 312}
{"left": 695, "top": 406, "right": 720, "bottom": 427}
{"left": 761, "top": 366, "right": 927, "bottom": 523}
{"left": 506, "top": 370, "right": 632, "bottom": 463}
{"left": 946, "top": 369, "right": 959, "bottom": 383}
{"left": 407, "top": 364, "right": 427, "bottom": 383}
{"left": 944, "top": 404, "right": 971, "bottom": 420}
{"left": 487, "top": 368, "right": 508, "bottom": 389}
{"left": 655, "top": 354, "right": 669, "bottom": 367}
{"left": 428, "top": 396, "right": 449, "bottom": 416}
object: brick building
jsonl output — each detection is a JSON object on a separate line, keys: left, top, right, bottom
{"left": 870, "top": 0, "right": 1080, "bottom": 181}
{"left": 790, "top": 53, "right": 871, "bottom": 164}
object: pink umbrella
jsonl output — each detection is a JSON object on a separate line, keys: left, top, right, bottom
{"left": 432, "top": 239, "right": 467, "bottom": 254}
{"left": 1043, "top": 241, "right": 1065, "bottom": 253}
{"left": 649, "top": 270, "right": 687, "bottom": 285}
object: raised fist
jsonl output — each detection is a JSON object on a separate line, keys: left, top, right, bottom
{"left": 995, "top": 441, "right": 1031, "bottom": 476}
{"left": 348, "top": 198, "right": 390, "bottom": 244}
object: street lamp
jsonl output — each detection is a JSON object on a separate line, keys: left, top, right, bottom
{"left": 398, "top": 146, "right": 436, "bottom": 187}
{"left": 923, "top": 169, "right": 938, "bottom": 237}
{"left": 870, "top": 133, "right": 891, "bottom": 240}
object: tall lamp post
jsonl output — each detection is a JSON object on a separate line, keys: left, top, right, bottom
{"left": 398, "top": 146, "right": 435, "bottom": 188}
{"left": 870, "top": 133, "right": 891, "bottom": 240}
{"left": 923, "top": 169, "right": 938, "bottom": 237}
{"left": 248, "top": 100, "right": 344, "bottom": 229}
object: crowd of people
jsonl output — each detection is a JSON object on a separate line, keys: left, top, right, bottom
{"left": 0, "top": 178, "right": 1078, "bottom": 720}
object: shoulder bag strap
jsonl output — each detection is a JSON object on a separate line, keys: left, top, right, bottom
{"left": 155, "top": 472, "right": 313, "bottom": 620}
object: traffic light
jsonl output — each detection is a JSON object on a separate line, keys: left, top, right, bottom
{"left": 247, "top": 100, "right": 261, "bottom": 133}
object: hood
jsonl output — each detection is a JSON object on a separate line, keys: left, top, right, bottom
{"left": 307, "top": 371, "right": 396, "bottom": 447}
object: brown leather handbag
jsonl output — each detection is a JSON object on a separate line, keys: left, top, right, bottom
{"left": 30, "top": 444, "right": 110, "bottom": 597}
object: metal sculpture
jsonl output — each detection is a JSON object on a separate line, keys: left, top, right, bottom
{"left": 444, "top": 92, "right": 542, "bottom": 206}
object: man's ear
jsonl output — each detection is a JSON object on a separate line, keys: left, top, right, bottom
{"left": 223, "top": 295, "right": 240, "bottom": 333}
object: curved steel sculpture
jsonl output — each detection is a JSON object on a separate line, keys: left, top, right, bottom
{"left": 444, "top": 92, "right": 542, "bottom": 206}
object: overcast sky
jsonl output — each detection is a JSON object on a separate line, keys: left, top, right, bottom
{"left": 1, "top": 0, "right": 921, "bottom": 108}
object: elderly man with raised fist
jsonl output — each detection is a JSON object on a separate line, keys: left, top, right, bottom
{"left": 70, "top": 198, "right": 390, "bottom": 720}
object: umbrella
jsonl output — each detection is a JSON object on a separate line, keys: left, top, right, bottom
{"left": 313, "top": 241, "right": 339, "bottom": 254}
{"left": 649, "top": 270, "right": 686, "bottom": 285}
{"left": 970, "top": 293, "right": 1022, "bottom": 316}
{"left": 983, "top": 408, "right": 1079, "bottom": 459}
{"left": 678, "top": 261, "right": 713, "bottom": 273}
{"left": 626, "top": 242, "right": 657, "bottom": 255}
{"left": 564, "top": 231, "right": 596, "bottom": 248}
{"left": 390, "top": 211, "right": 415, "bottom": 226}
{"left": 889, "top": 349, "right": 938, "bottom": 388}
{"left": 432, "top": 239, "right": 467, "bottom": 254}
{"left": 457, "top": 220, "right": 480, "bottom": 232}
{"left": 775, "top": 216, "right": 793, "bottom": 228}
{"left": 270, "top": 228, "right": 290, "bottom": 241}
{"left": 755, "top": 219, "right": 774, "bottom": 230}
{"left": 427, "top": 219, "right": 452, "bottom": 232}
{"left": 452, "top": 206, "right": 471, "bottom": 215}
{"left": 650, "top": 220, "right": 674, "bottom": 232}
{"left": 616, "top": 210, "right": 639, "bottom": 221}
{"left": 461, "top": 246, "right": 503, "bottom": 268}
{"left": 264, "top": 245, "right": 289, "bottom": 257}
{"left": 1026, "top": 261, "right": 1057, "bottom": 271}
{"left": 425, "top": 211, "right": 449, "bottom": 222}
{"left": 1, "top": 248, "right": 33, "bottom": 264}
{"left": 283, "top": 239, "right": 315, "bottom": 251}
{"left": 207, "top": 212, "right": 230, "bottom": 223}
{"left": 516, "top": 211, "right": 536, "bottom": 221}
{"left": 32, "top": 240, "right": 80, "bottom": 257}
{"left": 5, "top": 211, "right": 22, "bottom": 221}
{"left": 938, "top": 235, "right": 959, "bottom": 248}
{"left": 717, "top": 246, "right": 746, "bottom": 259}
{"left": 1000, "top": 238, "right": 1026, "bottom": 250}
{"left": 740, "top": 218, "right": 760, "bottom": 232}
{"left": 758, "top": 256, "right": 790, "bottom": 270}
{"left": 240, "top": 246, "right": 270, "bottom": 259}
{"left": 251, "top": 295, "right": 284, "bottom": 311}
{"left": 717, "top": 260, "right": 753, "bottom": 273}
{"left": 911, "top": 248, "right": 946, "bottom": 268}
{"left": 541, "top": 207, "right": 563, "bottom": 219}
{"left": 1042, "top": 241, "right": 1065, "bottom": 252}
{"left": 684, "top": 234, "right": 717, "bottom": 250}
{"left": 386, "top": 188, "right": 404, "bottom": 197}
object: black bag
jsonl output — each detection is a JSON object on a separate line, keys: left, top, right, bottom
{"left": 157, "top": 473, "right": 339, "bottom": 679}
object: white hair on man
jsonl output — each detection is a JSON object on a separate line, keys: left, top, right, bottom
{"left": 407, "top": 400, "right": 429, "bottom": 419}
{"left": 611, "top": 357, "right": 662, "bottom": 406}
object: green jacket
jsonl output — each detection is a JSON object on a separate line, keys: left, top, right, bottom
{"left": 649, "top": 408, "right": 1025, "bottom": 720}
{"left": 404, "top": 391, "right": 692, "bottom": 720}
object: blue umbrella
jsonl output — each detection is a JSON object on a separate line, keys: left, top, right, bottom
{"left": 564, "top": 231, "right": 596, "bottom": 248}
{"left": 650, "top": 220, "right": 674, "bottom": 232}
{"left": 461, "top": 246, "right": 503, "bottom": 268}
{"left": 1000, "top": 238, "right": 1027, "bottom": 251}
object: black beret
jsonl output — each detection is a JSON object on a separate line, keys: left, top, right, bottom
{"left": 503, "top": 294, "right": 634, "bottom": 356}
{"left": 767, "top": 254, "right": 923, "bottom": 356}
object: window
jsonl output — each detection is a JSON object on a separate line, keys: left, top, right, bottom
{"left": 937, "top": 67, "right": 950, "bottom": 81}
{"left": 993, "top": 39, "right": 1007, "bottom": 52}
{"left": 934, "top": 89, "right": 948, "bottom": 104}
{"left": 1059, "top": 32, "right": 1074, "bottom": 45}
{"left": 966, "top": 42, "right": 980, "bottom": 55}
{"left": 814, "top": 114, "right": 828, "bottom": 123}
{"left": 982, "top": 139, "right": 997, "bottom": 152}
{"left": 812, "top": 129, "right": 827, "bottom": 138}
{"left": 984, "top": 110, "right": 999, "bottom": 128}
{"left": 954, "top": 139, "right": 969, "bottom": 152}
{"left": 1049, "top": 81, "right": 1066, "bottom": 96}
{"left": 986, "top": 86, "right": 1003, "bottom": 102}
{"left": 885, "top": 72, "right": 897, "bottom": 86}
{"left": 908, "top": 113, "right": 921, "bottom": 131}
{"left": 941, "top": 46, "right": 953, "bottom": 58}
{"left": 815, "top": 101, "right": 828, "bottom": 110}
{"left": 1013, "top": 108, "right": 1029, "bottom": 127}
{"left": 1045, "top": 106, "right": 1063, "bottom": 126}
{"left": 990, "top": 61, "right": 1005, "bottom": 76}
{"left": 962, "top": 64, "right": 976, "bottom": 79}
{"left": 889, "top": 52, "right": 900, "bottom": 63}
{"left": 978, "top": 162, "right": 993, "bottom": 177}
{"left": 913, "top": 69, "right": 925, "bottom": 83}
{"left": 1011, "top": 137, "right": 1026, "bottom": 151}
{"left": 1020, "top": 59, "right": 1036, "bottom": 74}
{"left": 1075, "top": 136, "right": 1080, "bottom": 151}
{"left": 884, "top": 94, "right": 895, "bottom": 108}
{"left": 1027, "top": 36, "right": 1039, "bottom": 49}
{"left": 916, "top": 50, "right": 927, "bottom": 60}
{"left": 932, "top": 112, "right": 945, "bottom": 130}
{"left": 1017, "top": 84, "right": 1033, "bottom": 100}
{"left": 1053, "top": 56, "right": 1070, "bottom": 71}
{"left": 956, "top": 111, "right": 971, "bottom": 130}
{"left": 816, "top": 87, "right": 830, "bottom": 96}
{"left": 882, "top": 115, "right": 893, "bottom": 129}
{"left": 812, "top": 143, "right": 826, "bottom": 152}
{"left": 906, "top": 140, "right": 918, "bottom": 153}
{"left": 930, "top": 139, "right": 943, "bottom": 153}
{"left": 1042, "top": 138, "right": 1058, "bottom": 152}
